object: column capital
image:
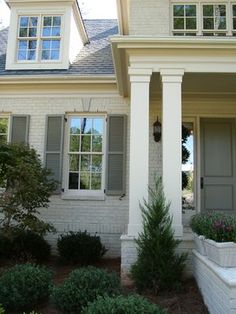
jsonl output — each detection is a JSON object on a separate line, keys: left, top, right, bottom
{"left": 128, "top": 67, "right": 152, "bottom": 83}
{"left": 160, "top": 68, "right": 185, "bottom": 83}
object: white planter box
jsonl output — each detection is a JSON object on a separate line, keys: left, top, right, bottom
{"left": 193, "top": 233, "right": 207, "bottom": 256}
{"left": 204, "top": 238, "right": 236, "bottom": 267}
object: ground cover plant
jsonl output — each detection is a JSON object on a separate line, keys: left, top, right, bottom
{"left": 131, "top": 177, "right": 187, "bottom": 293}
{"left": 82, "top": 294, "right": 166, "bottom": 314}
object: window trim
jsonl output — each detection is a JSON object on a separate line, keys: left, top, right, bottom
{"left": 201, "top": 3, "right": 228, "bottom": 35}
{"left": 171, "top": 1, "right": 235, "bottom": 36}
{"left": 0, "top": 115, "right": 10, "bottom": 144}
{"left": 62, "top": 113, "right": 107, "bottom": 199}
{"left": 5, "top": 6, "right": 70, "bottom": 70}
{"left": 16, "top": 14, "right": 63, "bottom": 63}
{"left": 172, "top": 3, "right": 198, "bottom": 35}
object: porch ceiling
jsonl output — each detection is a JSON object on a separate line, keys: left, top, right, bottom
{"left": 150, "top": 73, "right": 236, "bottom": 99}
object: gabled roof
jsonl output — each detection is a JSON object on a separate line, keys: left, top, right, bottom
{"left": 0, "top": 19, "right": 118, "bottom": 77}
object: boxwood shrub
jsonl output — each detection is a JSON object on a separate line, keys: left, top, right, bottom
{"left": 0, "top": 264, "right": 52, "bottom": 312}
{"left": 51, "top": 266, "right": 121, "bottom": 313}
{"left": 57, "top": 231, "right": 107, "bottom": 265}
{"left": 0, "top": 230, "right": 51, "bottom": 262}
{"left": 82, "top": 295, "right": 166, "bottom": 314}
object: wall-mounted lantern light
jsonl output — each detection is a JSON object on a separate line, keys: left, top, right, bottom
{"left": 153, "top": 117, "right": 161, "bottom": 142}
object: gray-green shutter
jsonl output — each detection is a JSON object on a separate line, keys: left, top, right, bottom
{"left": 45, "top": 115, "right": 64, "bottom": 192}
{"left": 10, "top": 115, "right": 30, "bottom": 144}
{"left": 106, "top": 115, "right": 127, "bottom": 195}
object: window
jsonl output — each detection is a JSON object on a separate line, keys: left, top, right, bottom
{"left": 173, "top": 4, "right": 197, "bottom": 35}
{"left": 17, "top": 15, "right": 61, "bottom": 62}
{"left": 202, "top": 4, "right": 227, "bottom": 36}
{"left": 67, "top": 116, "right": 105, "bottom": 194}
{"left": 0, "top": 117, "right": 9, "bottom": 144}
{"left": 233, "top": 4, "right": 236, "bottom": 35}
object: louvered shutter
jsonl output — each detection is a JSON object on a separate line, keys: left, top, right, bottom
{"left": 106, "top": 115, "right": 127, "bottom": 195}
{"left": 45, "top": 115, "right": 64, "bottom": 192}
{"left": 10, "top": 115, "right": 30, "bottom": 144}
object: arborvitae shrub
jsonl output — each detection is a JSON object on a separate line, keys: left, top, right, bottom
{"left": 82, "top": 295, "right": 166, "bottom": 314}
{"left": 0, "top": 264, "right": 52, "bottom": 312}
{"left": 51, "top": 266, "right": 121, "bottom": 313}
{"left": 57, "top": 231, "right": 107, "bottom": 265}
{"left": 131, "top": 177, "right": 187, "bottom": 293}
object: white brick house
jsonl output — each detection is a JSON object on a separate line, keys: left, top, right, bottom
{"left": 1, "top": 0, "right": 236, "bottom": 285}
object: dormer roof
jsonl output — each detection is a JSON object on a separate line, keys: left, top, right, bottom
{"left": 0, "top": 19, "right": 118, "bottom": 76}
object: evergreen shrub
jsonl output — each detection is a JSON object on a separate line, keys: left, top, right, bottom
{"left": 51, "top": 266, "right": 121, "bottom": 313}
{"left": 131, "top": 177, "right": 187, "bottom": 293}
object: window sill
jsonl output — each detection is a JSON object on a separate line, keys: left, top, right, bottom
{"left": 61, "top": 193, "right": 105, "bottom": 201}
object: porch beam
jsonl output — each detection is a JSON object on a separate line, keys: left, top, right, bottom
{"left": 160, "top": 68, "right": 184, "bottom": 237}
{"left": 128, "top": 67, "right": 152, "bottom": 237}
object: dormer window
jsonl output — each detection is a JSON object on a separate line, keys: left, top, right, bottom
{"left": 5, "top": 0, "right": 88, "bottom": 71}
{"left": 17, "top": 15, "right": 61, "bottom": 62}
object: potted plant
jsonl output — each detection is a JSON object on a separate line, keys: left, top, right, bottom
{"left": 190, "top": 213, "right": 208, "bottom": 256}
{"left": 190, "top": 212, "right": 236, "bottom": 267}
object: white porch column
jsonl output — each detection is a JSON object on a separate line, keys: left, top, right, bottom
{"left": 128, "top": 67, "right": 152, "bottom": 237}
{"left": 160, "top": 69, "right": 184, "bottom": 237}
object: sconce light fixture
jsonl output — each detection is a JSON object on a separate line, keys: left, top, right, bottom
{"left": 153, "top": 117, "right": 161, "bottom": 142}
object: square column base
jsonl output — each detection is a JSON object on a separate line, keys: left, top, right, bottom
{"left": 120, "top": 235, "right": 137, "bottom": 286}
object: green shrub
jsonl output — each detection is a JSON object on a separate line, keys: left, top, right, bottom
{"left": 0, "top": 264, "right": 52, "bottom": 311}
{"left": 57, "top": 231, "right": 107, "bottom": 265}
{"left": 52, "top": 266, "right": 121, "bottom": 313}
{"left": 0, "top": 143, "right": 56, "bottom": 236}
{"left": 190, "top": 212, "right": 236, "bottom": 242}
{"left": 0, "top": 230, "right": 51, "bottom": 262}
{"left": 0, "top": 304, "right": 4, "bottom": 314}
{"left": 131, "top": 177, "right": 187, "bottom": 293}
{"left": 82, "top": 295, "right": 166, "bottom": 314}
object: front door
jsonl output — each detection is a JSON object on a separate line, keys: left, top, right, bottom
{"left": 201, "top": 118, "right": 236, "bottom": 213}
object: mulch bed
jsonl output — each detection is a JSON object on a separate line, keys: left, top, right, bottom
{"left": 1, "top": 257, "right": 209, "bottom": 314}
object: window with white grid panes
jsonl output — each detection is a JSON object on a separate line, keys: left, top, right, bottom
{"left": 233, "top": 4, "right": 236, "bottom": 35}
{"left": 17, "top": 15, "right": 61, "bottom": 62}
{"left": 0, "top": 117, "right": 9, "bottom": 144}
{"left": 202, "top": 4, "right": 227, "bottom": 36}
{"left": 173, "top": 4, "right": 197, "bottom": 36}
{"left": 68, "top": 116, "right": 105, "bottom": 192}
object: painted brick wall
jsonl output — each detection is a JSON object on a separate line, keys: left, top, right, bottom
{"left": 0, "top": 95, "right": 130, "bottom": 257}
{"left": 129, "top": 0, "right": 170, "bottom": 36}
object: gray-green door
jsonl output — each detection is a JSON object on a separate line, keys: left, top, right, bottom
{"left": 201, "top": 118, "right": 236, "bottom": 213}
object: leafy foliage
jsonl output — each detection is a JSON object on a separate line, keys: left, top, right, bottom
{"left": 0, "top": 229, "right": 51, "bottom": 262}
{"left": 51, "top": 266, "right": 121, "bottom": 313}
{"left": 131, "top": 178, "right": 187, "bottom": 293}
{"left": 0, "top": 304, "right": 4, "bottom": 314}
{"left": 182, "top": 125, "right": 191, "bottom": 190}
{"left": 0, "top": 264, "right": 52, "bottom": 312}
{"left": 190, "top": 212, "right": 236, "bottom": 242}
{"left": 82, "top": 295, "right": 166, "bottom": 314}
{"left": 57, "top": 231, "right": 107, "bottom": 265}
{"left": 0, "top": 143, "right": 56, "bottom": 236}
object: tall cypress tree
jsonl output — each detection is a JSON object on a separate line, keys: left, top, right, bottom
{"left": 131, "top": 178, "right": 187, "bottom": 293}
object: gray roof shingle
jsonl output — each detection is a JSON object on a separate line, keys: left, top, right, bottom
{"left": 0, "top": 19, "right": 118, "bottom": 76}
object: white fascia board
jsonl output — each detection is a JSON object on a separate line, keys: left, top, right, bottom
{"left": 0, "top": 75, "right": 116, "bottom": 84}
{"left": 72, "top": 1, "right": 89, "bottom": 45}
{"left": 110, "top": 36, "right": 236, "bottom": 49}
